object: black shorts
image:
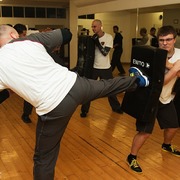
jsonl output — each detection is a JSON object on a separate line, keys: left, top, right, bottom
{"left": 136, "top": 101, "right": 179, "bottom": 134}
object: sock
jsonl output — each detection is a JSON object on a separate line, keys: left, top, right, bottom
{"left": 162, "top": 143, "right": 171, "bottom": 148}
{"left": 128, "top": 154, "right": 137, "bottom": 163}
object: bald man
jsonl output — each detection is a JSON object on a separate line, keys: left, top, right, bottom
{"left": 80, "top": 19, "right": 124, "bottom": 117}
{"left": 0, "top": 24, "right": 149, "bottom": 180}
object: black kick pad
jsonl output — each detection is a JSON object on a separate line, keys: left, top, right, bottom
{"left": 122, "top": 45, "right": 167, "bottom": 122}
{"left": 76, "top": 35, "right": 95, "bottom": 78}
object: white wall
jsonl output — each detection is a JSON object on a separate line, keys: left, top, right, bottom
{"left": 77, "top": 0, "right": 180, "bottom": 15}
{"left": 78, "top": 11, "right": 163, "bottom": 63}
{"left": 95, "top": 12, "right": 131, "bottom": 63}
{"left": 163, "top": 8, "right": 180, "bottom": 29}
{"left": 69, "top": 0, "right": 180, "bottom": 67}
{"left": 69, "top": 0, "right": 78, "bottom": 68}
{"left": 0, "top": 17, "right": 69, "bottom": 29}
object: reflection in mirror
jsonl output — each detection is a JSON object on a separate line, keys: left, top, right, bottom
{"left": 135, "top": 8, "right": 139, "bottom": 39}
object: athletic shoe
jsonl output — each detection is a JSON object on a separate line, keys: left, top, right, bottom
{"left": 127, "top": 157, "right": 142, "bottom": 173}
{"left": 162, "top": 144, "right": 180, "bottom": 157}
{"left": 112, "top": 107, "right": 123, "bottom": 114}
{"left": 21, "top": 114, "right": 32, "bottom": 123}
{"left": 80, "top": 111, "right": 87, "bottom": 118}
{"left": 129, "top": 66, "right": 149, "bottom": 87}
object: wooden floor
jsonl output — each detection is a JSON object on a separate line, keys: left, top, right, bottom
{"left": 0, "top": 64, "right": 180, "bottom": 180}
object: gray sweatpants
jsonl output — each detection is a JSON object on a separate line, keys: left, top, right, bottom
{"left": 33, "top": 75, "right": 137, "bottom": 180}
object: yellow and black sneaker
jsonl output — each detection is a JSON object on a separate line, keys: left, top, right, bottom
{"left": 162, "top": 144, "right": 180, "bottom": 157}
{"left": 127, "top": 157, "right": 142, "bottom": 173}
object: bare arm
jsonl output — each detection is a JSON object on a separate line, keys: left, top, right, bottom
{"left": 164, "top": 59, "right": 180, "bottom": 85}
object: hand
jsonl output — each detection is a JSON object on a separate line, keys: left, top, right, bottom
{"left": 91, "top": 34, "right": 98, "bottom": 41}
{"left": 166, "top": 60, "right": 173, "bottom": 70}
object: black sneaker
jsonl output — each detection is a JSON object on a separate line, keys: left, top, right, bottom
{"left": 80, "top": 111, "right": 87, "bottom": 118}
{"left": 127, "top": 157, "right": 142, "bottom": 173}
{"left": 21, "top": 114, "right": 32, "bottom": 123}
{"left": 113, "top": 107, "right": 123, "bottom": 114}
{"left": 129, "top": 66, "right": 149, "bottom": 87}
{"left": 162, "top": 144, "right": 180, "bottom": 157}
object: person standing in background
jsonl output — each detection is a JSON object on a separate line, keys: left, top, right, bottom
{"left": 149, "top": 27, "right": 159, "bottom": 47}
{"left": 136, "top": 27, "right": 150, "bottom": 45}
{"left": 14, "top": 23, "right": 34, "bottom": 123}
{"left": 14, "top": 23, "right": 27, "bottom": 38}
{"left": 80, "top": 20, "right": 123, "bottom": 117}
{"left": 111, "top": 25, "right": 126, "bottom": 76}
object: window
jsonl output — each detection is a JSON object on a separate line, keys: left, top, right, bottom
{"left": 78, "top": 15, "right": 86, "bottom": 19}
{"left": 57, "top": 8, "right": 66, "bottom": 18}
{"left": 2, "top": 6, "right": 12, "bottom": 17}
{"left": 0, "top": 6, "right": 66, "bottom": 19}
{"left": 87, "top": 14, "right": 94, "bottom": 19}
{"left": 47, "top": 8, "right": 56, "bottom": 18}
{"left": 36, "top": 7, "right": 46, "bottom": 18}
{"left": 25, "top": 7, "right": 35, "bottom": 18}
{"left": 78, "top": 14, "right": 94, "bottom": 19}
{"left": 14, "top": 7, "right": 24, "bottom": 17}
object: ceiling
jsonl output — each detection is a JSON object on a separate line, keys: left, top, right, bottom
{"left": 72, "top": 0, "right": 113, "bottom": 7}
{"left": 0, "top": 0, "right": 179, "bottom": 12}
{"left": 0, "top": 0, "right": 112, "bottom": 7}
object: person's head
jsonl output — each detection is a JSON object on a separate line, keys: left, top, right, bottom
{"left": 140, "top": 27, "right": 147, "bottom": 37}
{"left": 157, "top": 25, "right": 177, "bottom": 52}
{"left": 91, "top": 19, "right": 103, "bottom": 35}
{"left": 7, "top": 24, "right": 13, "bottom": 27}
{"left": 150, "top": 27, "right": 156, "bottom": 36}
{"left": 14, "top": 23, "right": 27, "bottom": 37}
{"left": 113, "top": 25, "right": 119, "bottom": 33}
{"left": 0, "top": 24, "right": 19, "bottom": 47}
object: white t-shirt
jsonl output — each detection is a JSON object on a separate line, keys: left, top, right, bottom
{"left": 159, "top": 48, "right": 180, "bottom": 104}
{"left": 93, "top": 33, "right": 113, "bottom": 69}
{"left": 0, "top": 40, "right": 77, "bottom": 115}
{"left": 148, "top": 34, "right": 154, "bottom": 46}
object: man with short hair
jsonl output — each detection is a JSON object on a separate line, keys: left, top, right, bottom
{"left": 14, "top": 23, "right": 27, "bottom": 37}
{"left": 111, "top": 25, "right": 126, "bottom": 75}
{"left": 136, "top": 27, "right": 150, "bottom": 45}
{"left": 127, "top": 25, "right": 180, "bottom": 174}
{"left": 14, "top": 23, "right": 33, "bottom": 123}
{"left": 80, "top": 19, "right": 124, "bottom": 117}
{"left": 0, "top": 24, "right": 149, "bottom": 180}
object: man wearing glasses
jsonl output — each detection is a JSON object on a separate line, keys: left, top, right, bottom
{"left": 127, "top": 25, "right": 180, "bottom": 173}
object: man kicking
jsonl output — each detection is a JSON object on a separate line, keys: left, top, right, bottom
{"left": 0, "top": 24, "right": 149, "bottom": 180}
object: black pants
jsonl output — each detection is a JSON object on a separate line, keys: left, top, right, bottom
{"left": 81, "top": 68, "right": 122, "bottom": 114}
{"left": 111, "top": 49, "right": 125, "bottom": 74}
{"left": 33, "top": 75, "right": 137, "bottom": 180}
